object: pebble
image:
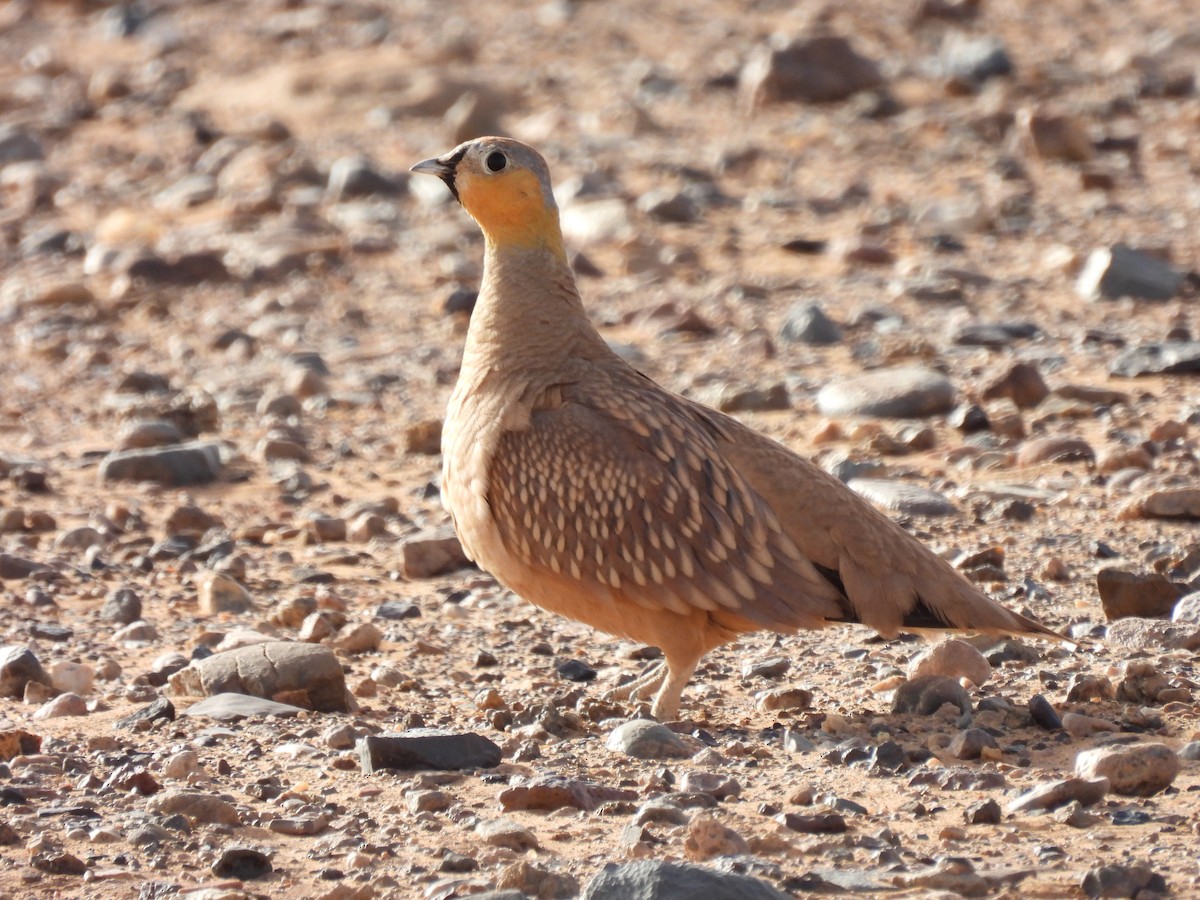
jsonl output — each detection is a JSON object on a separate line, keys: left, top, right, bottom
{"left": 891, "top": 675, "right": 970, "bottom": 716}
{"left": 100, "top": 587, "right": 142, "bottom": 625}
{"left": 1095, "top": 568, "right": 1185, "bottom": 621}
{"left": 592, "top": 860, "right": 790, "bottom": 900}
{"left": 779, "top": 302, "right": 842, "bottom": 345}
{"left": 1075, "top": 743, "right": 1180, "bottom": 797}
{"left": 981, "top": 361, "right": 1049, "bottom": 409}
{"left": 212, "top": 846, "right": 272, "bottom": 880}
{"left": 1028, "top": 694, "right": 1063, "bottom": 731}
{"left": 965, "top": 798, "right": 1002, "bottom": 825}
{"left": 0, "top": 645, "right": 51, "bottom": 698}
{"left": 147, "top": 789, "right": 240, "bottom": 825}
{"left": 99, "top": 441, "right": 224, "bottom": 486}
{"left": 755, "top": 687, "right": 812, "bottom": 712}
{"left": 740, "top": 34, "right": 883, "bottom": 107}
{"left": 117, "top": 420, "right": 186, "bottom": 451}
{"left": 716, "top": 382, "right": 790, "bottom": 413}
{"left": 196, "top": 571, "right": 253, "bottom": 615}
{"left": 1075, "top": 244, "right": 1184, "bottom": 302}
{"left": 606, "top": 720, "right": 695, "bottom": 759}
{"left": 1007, "top": 777, "right": 1110, "bottom": 813}
{"left": 326, "top": 156, "right": 404, "bottom": 200}
{"left": 1118, "top": 485, "right": 1200, "bottom": 520}
{"left": 817, "top": 366, "right": 955, "bottom": 418}
{"left": 849, "top": 479, "right": 958, "bottom": 516}
{"left": 162, "top": 750, "right": 201, "bottom": 780}
{"left": 948, "top": 728, "right": 998, "bottom": 761}
{"left": 168, "top": 641, "right": 347, "bottom": 712}
{"left": 1017, "top": 107, "right": 1094, "bottom": 162}
{"left": 32, "top": 692, "right": 88, "bottom": 719}
{"left": 357, "top": 729, "right": 502, "bottom": 772}
{"left": 1179, "top": 741, "right": 1200, "bottom": 762}
{"left": 475, "top": 818, "right": 539, "bottom": 852}
{"left": 401, "top": 528, "right": 472, "bottom": 578}
{"left": 496, "top": 862, "right": 579, "bottom": 899}
{"left": 683, "top": 812, "right": 749, "bottom": 860}
{"left": 907, "top": 639, "right": 992, "bottom": 687}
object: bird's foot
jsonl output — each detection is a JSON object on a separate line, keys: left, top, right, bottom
{"left": 603, "top": 661, "right": 667, "bottom": 705}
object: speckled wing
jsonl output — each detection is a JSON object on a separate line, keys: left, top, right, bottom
{"left": 484, "top": 377, "right": 848, "bottom": 628}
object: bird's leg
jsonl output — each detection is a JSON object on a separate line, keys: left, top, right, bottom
{"left": 648, "top": 656, "right": 698, "bottom": 722}
{"left": 604, "top": 660, "right": 667, "bottom": 704}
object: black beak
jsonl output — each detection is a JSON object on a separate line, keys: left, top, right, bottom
{"left": 411, "top": 152, "right": 462, "bottom": 201}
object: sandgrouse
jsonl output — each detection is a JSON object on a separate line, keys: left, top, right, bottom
{"left": 412, "top": 137, "right": 1062, "bottom": 720}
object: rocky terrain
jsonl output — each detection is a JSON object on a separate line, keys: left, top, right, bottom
{"left": 1, "top": 0, "right": 1199, "bottom": 897}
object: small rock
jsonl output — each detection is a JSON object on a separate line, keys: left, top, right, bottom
{"left": 99, "top": 441, "right": 224, "bottom": 486}
{"left": 476, "top": 817, "right": 539, "bottom": 852}
{"left": 1075, "top": 743, "right": 1179, "bottom": 797}
{"left": 1081, "top": 864, "right": 1167, "bottom": 899}
{"left": 1105, "top": 616, "right": 1200, "bottom": 651}
{"left": 1062, "top": 713, "right": 1120, "bottom": 739}
{"left": 48, "top": 661, "right": 93, "bottom": 695}
{"left": 168, "top": 641, "right": 347, "bottom": 712}
{"left": 965, "top": 798, "right": 1002, "bottom": 825}
{"left": 1018, "top": 107, "right": 1094, "bottom": 162}
{"left": 949, "top": 728, "right": 998, "bottom": 760}
{"left": 1096, "top": 568, "right": 1185, "bottom": 621}
{"left": 779, "top": 302, "right": 842, "bottom": 345}
{"left": 849, "top": 479, "right": 958, "bottom": 516}
{"left": 148, "top": 789, "right": 239, "bottom": 825}
{"left": 0, "top": 645, "right": 51, "bottom": 698}
{"left": 606, "top": 720, "right": 695, "bottom": 760}
{"left": 741, "top": 34, "right": 884, "bottom": 107}
{"left": 1007, "top": 777, "right": 1110, "bottom": 813}
{"left": 1028, "top": 694, "right": 1063, "bottom": 731}
{"left": 716, "top": 382, "right": 790, "bottom": 413}
{"left": 118, "top": 420, "right": 186, "bottom": 451}
{"left": 935, "top": 33, "right": 1013, "bottom": 85}
{"left": 212, "top": 846, "right": 272, "bottom": 880}
{"left": 981, "top": 362, "right": 1050, "bottom": 409}
{"left": 401, "top": 528, "right": 472, "bottom": 578}
{"left": 358, "top": 729, "right": 502, "bottom": 772}
{"left": 891, "top": 675, "right": 971, "bottom": 716}
{"left": 335, "top": 622, "right": 383, "bottom": 653}
{"left": 1076, "top": 244, "right": 1184, "bottom": 302}
{"left": 908, "top": 639, "right": 992, "bottom": 686}
{"left": 1118, "top": 486, "right": 1200, "bottom": 521}
{"left": 100, "top": 587, "right": 142, "bottom": 625}
{"left": 817, "top": 366, "right": 955, "bottom": 418}
{"left": 116, "top": 698, "right": 175, "bottom": 729}
{"left": 683, "top": 812, "right": 749, "bottom": 860}
{"left": 327, "top": 156, "right": 404, "bottom": 200}
{"left": 196, "top": 570, "right": 252, "bottom": 615}
{"left": 32, "top": 851, "right": 87, "bottom": 876}
{"left": 32, "top": 692, "right": 88, "bottom": 720}
{"left": 182, "top": 693, "right": 304, "bottom": 721}
{"left": 755, "top": 687, "right": 812, "bottom": 712}
{"left": 1109, "top": 342, "right": 1200, "bottom": 378}
{"left": 1018, "top": 436, "right": 1095, "bottom": 466}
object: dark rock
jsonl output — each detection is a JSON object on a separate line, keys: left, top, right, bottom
{"left": 1007, "top": 777, "right": 1109, "bottom": 813}
{"left": 0, "top": 125, "right": 44, "bottom": 165}
{"left": 1028, "top": 694, "right": 1062, "bottom": 731}
{"left": 1076, "top": 244, "right": 1184, "bottom": 301}
{"left": 935, "top": 33, "right": 1014, "bottom": 84}
{"left": 0, "top": 554, "right": 51, "bottom": 580}
{"left": 375, "top": 600, "right": 421, "bottom": 621}
{"left": 776, "top": 812, "right": 847, "bottom": 834}
{"left": 965, "top": 798, "right": 1002, "bottom": 825}
{"left": 212, "top": 846, "right": 272, "bottom": 880}
{"left": 99, "top": 441, "right": 225, "bottom": 487}
{"left": 327, "top": 156, "right": 405, "bottom": 200}
{"left": 583, "top": 859, "right": 789, "bottom": 900}
{"left": 1080, "top": 864, "right": 1166, "bottom": 899}
{"left": 0, "top": 645, "right": 52, "bottom": 698}
{"left": 115, "top": 698, "right": 176, "bottom": 730}
{"left": 358, "top": 729, "right": 502, "bottom": 772}
{"left": 891, "top": 675, "right": 971, "bottom": 716}
{"left": 557, "top": 659, "right": 597, "bottom": 682}
{"left": 981, "top": 361, "right": 1050, "bottom": 409}
{"left": 1096, "top": 568, "right": 1186, "bottom": 621}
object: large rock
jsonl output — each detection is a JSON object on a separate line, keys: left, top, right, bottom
{"left": 583, "top": 860, "right": 789, "bottom": 900}
{"left": 100, "top": 441, "right": 225, "bottom": 486}
{"left": 1096, "top": 569, "right": 1186, "bottom": 621}
{"left": 1075, "top": 743, "right": 1180, "bottom": 797}
{"left": 168, "top": 641, "right": 347, "bottom": 712}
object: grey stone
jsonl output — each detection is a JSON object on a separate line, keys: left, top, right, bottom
{"left": 358, "top": 729, "right": 502, "bottom": 772}
{"left": 935, "top": 33, "right": 1014, "bottom": 84}
{"left": 817, "top": 366, "right": 955, "bottom": 418}
{"left": 182, "top": 692, "right": 305, "bottom": 721}
{"left": 1174, "top": 592, "right": 1200, "bottom": 624}
{"left": 779, "top": 302, "right": 842, "bottom": 345}
{"left": 212, "top": 846, "right": 272, "bottom": 880}
{"left": 99, "top": 441, "right": 225, "bottom": 486}
{"left": 1105, "top": 616, "right": 1200, "bottom": 651}
{"left": 1028, "top": 694, "right": 1063, "bottom": 731}
{"left": 1075, "top": 743, "right": 1179, "bottom": 797}
{"left": 1080, "top": 864, "right": 1167, "bottom": 898}
{"left": 849, "top": 479, "right": 958, "bottom": 516}
{"left": 891, "top": 675, "right": 970, "bottom": 716}
{"left": 1179, "top": 741, "right": 1200, "bottom": 762}
{"left": 606, "top": 720, "right": 695, "bottom": 759}
{"left": 327, "top": 156, "right": 405, "bottom": 200}
{"left": 0, "top": 125, "right": 44, "bottom": 165}
{"left": 637, "top": 188, "right": 698, "bottom": 223}
{"left": 1110, "top": 341, "right": 1200, "bottom": 378}
{"left": 1007, "top": 777, "right": 1110, "bottom": 813}
{"left": 1076, "top": 244, "right": 1184, "bottom": 302}
{"left": 583, "top": 860, "right": 789, "bottom": 900}
{"left": 168, "top": 641, "right": 347, "bottom": 712}
{"left": 949, "top": 728, "right": 998, "bottom": 760}
{"left": 0, "top": 645, "right": 52, "bottom": 698}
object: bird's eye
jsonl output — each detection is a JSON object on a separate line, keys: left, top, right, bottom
{"left": 485, "top": 151, "right": 507, "bottom": 173}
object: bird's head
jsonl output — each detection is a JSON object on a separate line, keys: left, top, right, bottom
{"left": 411, "top": 137, "right": 565, "bottom": 260}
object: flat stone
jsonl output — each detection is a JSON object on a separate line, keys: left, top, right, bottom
{"left": 358, "top": 729, "right": 502, "bottom": 772}
{"left": 1076, "top": 244, "right": 1184, "bottom": 301}
{"left": 1096, "top": 568, "right": 1186, "bottom": 621}
{"left": 99, "top": 441, "right": 224, "bottom": 486}
{"left": 168, "top": 641, "right": 347, "bottom": 712}
{"left": 476, "top": 818, "right": 539, "bottom": 852}
{"left": 1109, "top": 342, "right": 1200, "bottom": 378}
{"left": 817, "top": 367, "right": 955, "bottom": 418}
{"left": 116, "top": 698, "right": 175, "bottom": 729}
{"left": 849, "top": 479, "right": 958, "bottom": 516}
{"left": 182, "top": 693, "right": 304, "bottom": 721}
{"left": 583, "top": 859, "right": 789, "bottom": 900}
{"left": 1075, "top": 743, "right": 1180, "bottom": 797}
{"left": 500, "top": 776, "right": 637, "bottom": 812}
{"left": 606, "top": 720, "right": 696, "bottom": 760}
{"left": 1007, "top": 777, "right": 1110, "bottom": 813}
